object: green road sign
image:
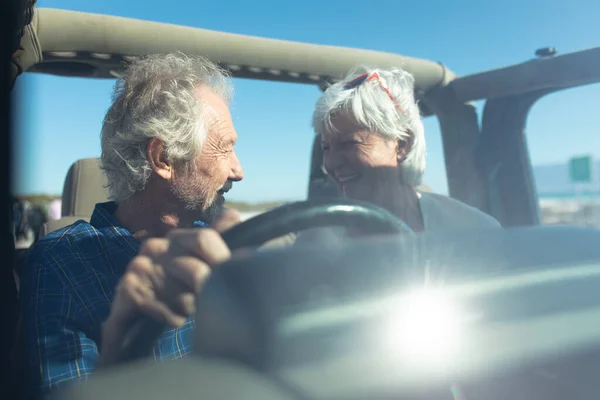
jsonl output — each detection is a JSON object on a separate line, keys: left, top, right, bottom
{"left": 569, "top": 155, "right": 592, "bottom": 183}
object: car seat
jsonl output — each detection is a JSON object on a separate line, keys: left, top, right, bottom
{"left": 39, "top": 158, "right": 109, "bottom": 238}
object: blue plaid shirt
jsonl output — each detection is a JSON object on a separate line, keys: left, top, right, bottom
{"left": 19, "top": 202, "right": 196, "bottom": 394}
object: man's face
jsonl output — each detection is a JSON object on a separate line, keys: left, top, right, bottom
{"left": 171, "top": 87, "right": 243, "bottom": 223}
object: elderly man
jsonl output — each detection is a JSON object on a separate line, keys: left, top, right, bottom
{"left": 19, "top": 53, "right": 244, "bottom": 394}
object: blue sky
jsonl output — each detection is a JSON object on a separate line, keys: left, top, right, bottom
{"left": 12, "top": 0, "right": 600, "bottom": 202}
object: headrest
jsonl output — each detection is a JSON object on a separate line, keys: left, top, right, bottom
{"left": 61, "top": 158, "right": 110, "bottom": 217}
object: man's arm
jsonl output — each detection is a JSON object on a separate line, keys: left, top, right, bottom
{"left": 19, "top": 256, "right": 100, "bottom": 394}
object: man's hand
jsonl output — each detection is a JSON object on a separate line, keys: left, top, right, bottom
{"left": 99, "top": 209, "right": 241, "bottom": 367}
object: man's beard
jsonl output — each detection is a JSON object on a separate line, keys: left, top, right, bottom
{"left": 170, "top": 179, "right": 227, "bottom": 225}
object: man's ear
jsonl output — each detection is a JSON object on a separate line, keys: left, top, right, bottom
{"left": 397, "top": 130, "right": 414, "bottom": 163}
{"left": 147, "top": 138, "right": 173, "bottom": 180}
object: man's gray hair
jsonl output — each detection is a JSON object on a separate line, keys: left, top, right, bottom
{"left": 312, "top": 66, "right": 426, "bottom": 186}
{"left": 100, "top": 52, "right": 233, "bottom": 202}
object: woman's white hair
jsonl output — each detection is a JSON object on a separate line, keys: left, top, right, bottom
{"left": 100, "top": 52, "right": 233, "bottom": 202}
{"left": 312, "top": 65, "right": 426, "bottom": 186}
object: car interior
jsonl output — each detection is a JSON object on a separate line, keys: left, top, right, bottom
{"left": 7, "top": 4, "right": 600, "bottom": 400}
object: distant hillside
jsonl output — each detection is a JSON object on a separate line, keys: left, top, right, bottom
{"left": 533, "top": 160, "right": 600, "bottom": 195}
{"left": 13, "top": 194, "right": 60, "bottom": 206}
{"left": 13, "top": 194, "right": 283, "bottom": 213}
{"left": 225, "top": 200, "right": 284, "bottom": 212}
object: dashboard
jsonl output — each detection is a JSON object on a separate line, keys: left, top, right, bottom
{"left": 53, "top": 225, "right": 600, "bottom": 400}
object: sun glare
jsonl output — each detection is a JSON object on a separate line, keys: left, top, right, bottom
{"left": 383, "top": 288, "right": 468, "bottom": 363}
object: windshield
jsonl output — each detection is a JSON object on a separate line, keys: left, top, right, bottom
{"left": 12, "top": 2, "right": 598, "bottom": 231}
{"left": 7, "top": 1, "right": 600, "bottom": 399}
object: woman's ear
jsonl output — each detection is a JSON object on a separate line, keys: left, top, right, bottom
{"left": 397, "top": 130, "right": 414, "bottom": 163}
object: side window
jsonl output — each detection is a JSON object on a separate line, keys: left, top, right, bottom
{"left": 526, "top": 83, "right": 600, "bottom": 228}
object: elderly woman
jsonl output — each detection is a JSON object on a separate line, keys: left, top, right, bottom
{"left": 310, "top": 66, "right": 500, "bottom": 233}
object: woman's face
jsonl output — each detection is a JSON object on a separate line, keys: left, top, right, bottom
{"left": 321, "top": 114, "right": 408, "bottom": 206}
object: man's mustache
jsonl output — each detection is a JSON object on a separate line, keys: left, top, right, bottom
{"left": 219, "top": 180, "right": 233, "bottom": 193}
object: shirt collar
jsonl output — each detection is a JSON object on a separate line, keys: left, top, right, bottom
{"left": 90, "top": 201, "right": 121, "bottom": 229}
{"left": 91, "top": 200, "right": 208, "bottom": 230}
{"left": 90, "top": 201, "right": 141, "bottom": 255}
{"left": 193, "top": 220, "right": 208, "bottom": 228}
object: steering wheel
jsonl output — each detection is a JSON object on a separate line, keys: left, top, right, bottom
{"left": 117, "top": 198, "right": 413, "bottom": 363}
